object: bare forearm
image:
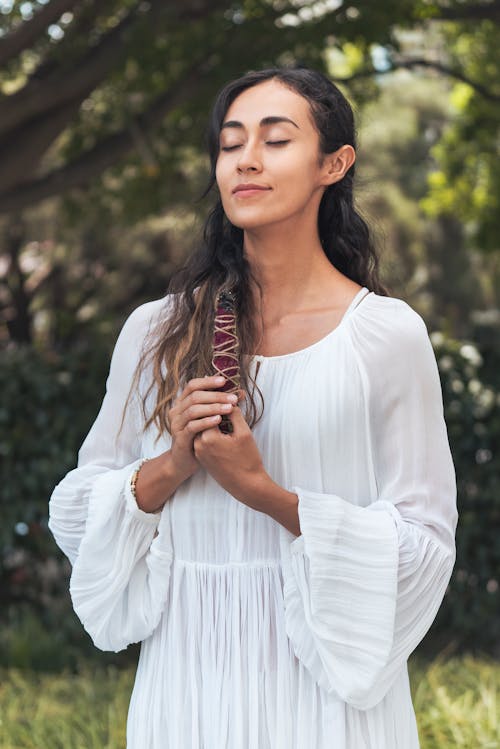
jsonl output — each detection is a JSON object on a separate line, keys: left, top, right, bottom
{"left": 133, "top": 448, "right": 301, "bottom": 536}
{"left": 239, "top": 473, "right": 301, "bottom": 537}
{"left": 134, "top": 451, "right": 193, "bottom": 514}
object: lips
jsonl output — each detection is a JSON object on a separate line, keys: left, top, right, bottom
{"left": 232, "top": 183, "right": 271, "bottom": 194}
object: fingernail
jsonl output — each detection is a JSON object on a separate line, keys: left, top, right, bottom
{"left": 215, "top": 376, "right": 225, "bottom": 383}
{"left": 228, "top": 394, "right": 238, "bottom": 402}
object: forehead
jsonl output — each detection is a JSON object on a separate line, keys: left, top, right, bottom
{"left": 223, "top": 79, "right": 313, "bottom": 128}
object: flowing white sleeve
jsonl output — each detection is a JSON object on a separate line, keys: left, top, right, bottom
{"left": 282, "top": 303, "right": 458, "bottom": 710}
{"left": 48, "top": 299, "right": 173, "bottom": 653}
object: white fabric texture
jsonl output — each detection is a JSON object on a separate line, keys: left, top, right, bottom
{"left": 48, "top": 287, "right": 458, "bottom": 748}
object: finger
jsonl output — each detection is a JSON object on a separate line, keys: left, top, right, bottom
{"left": 194, "top": 424, "right": 220, "bottom": 443}
{"left": 226, "top": 402, "right": 248, "bottom": 433}
{"left": 180, "top": 401, "right": 235, "bottom": 426}
{"left": 178, "top": 390, "right": 238, "bottom": 417}
{"left": 182, "top": 375, "right": 227, "bottom": 398}
{"left": 230, "top": 402, "right": 245, "bottom": 419}
{"left": 184, "top": 414, "right": 223, "bottom": 435}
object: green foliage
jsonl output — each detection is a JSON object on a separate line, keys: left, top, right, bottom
{"left": 0, "top": 605, "right": 98, "bottom": 672}
{"left": 355, "top": 75, "right": 454, "bottom": 292}
{"left": 0, "top": 656, "right": 497, "bottom": 748}
{"left": 409, "top": 655, "right": 500, "bottom": 747}
{"left": 422, "top": 20, "right": 500, "bottom": 253}
{"left": 0, "top": 664, "right": 131, "bottom": 749}
{"left": 3, "top": 1, "right": 499, "bottom": 352}
{"left": 2, "top": 0, "right": 498, "bottom": 234}
{"left": 0, "top": 342, "right": 109, "bottom": 550}
{"left": 0, "top": 342, "right": 108, "bottom": 651}
{"left": 428, "top": 330, "right": 500, "bottom": 654}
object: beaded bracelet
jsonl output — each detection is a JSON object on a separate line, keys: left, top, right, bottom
{"left": 130, "top": 458, "right": 150, "bottom": 501}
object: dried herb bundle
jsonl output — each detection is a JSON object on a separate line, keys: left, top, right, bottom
{"left": 212, "top": 288, "right": 240, "bottom": 434}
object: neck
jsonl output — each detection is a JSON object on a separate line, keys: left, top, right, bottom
{"left": 243, "top": 220, "right": 344, "bottom": 321}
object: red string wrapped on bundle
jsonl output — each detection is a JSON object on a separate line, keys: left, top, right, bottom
{"left": 212, "top": 288, "right": 240, "bottom": 434}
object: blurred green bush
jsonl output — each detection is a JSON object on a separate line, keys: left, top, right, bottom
{"left": 428, "top": 331, "right": 500, "bottom": 655}
{"left": 1, "top": 331, "right": 498, "bottom": 669}
{"left": 0, "top": 342, "right": 132, "bottom": 670}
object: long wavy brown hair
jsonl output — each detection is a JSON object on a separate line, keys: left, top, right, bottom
{"left": 124, "top": 66, "right": 390, "bottom": 442}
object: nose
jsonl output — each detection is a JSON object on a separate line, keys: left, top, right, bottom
{"left": 236, "top": 141, "right": 262, "bottom": 174}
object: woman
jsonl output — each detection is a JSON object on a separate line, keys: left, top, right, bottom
{"left": 49, "top": 67, "right": 458, "bottom": 748}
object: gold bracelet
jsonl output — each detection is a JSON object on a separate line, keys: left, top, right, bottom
{"left": 130, "top": 458, "right": 150, "bottom": 500}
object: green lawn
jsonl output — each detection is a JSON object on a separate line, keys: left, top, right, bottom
{"left": 0, "top": 656, "right": 498, "bottom": 748}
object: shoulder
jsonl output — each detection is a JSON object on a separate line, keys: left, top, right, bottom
{"left": 107, "top": 295, "right": 175, "bottom": 374}
{"left": 106, "top": 294, "right": 176, "bottom": 387}
{"left": 353, "top": 291, "right": 429, "bottom": 344}
{"left": 123, "top": 293, "right": 175, "bottom": 329}
{"left": 360, "top": 291, "right": 427, "bottom": 328}
{"left": 349, "top": 291, "right": 436, "bottom": 372}
{"left": 116, "top": 294, "right": 175, "bottom": 347}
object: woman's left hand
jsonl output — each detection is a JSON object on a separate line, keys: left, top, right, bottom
{"left": 192, "top": 392, "right": 268, "bottom": 506}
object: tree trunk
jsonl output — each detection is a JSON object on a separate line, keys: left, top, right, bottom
{"left": 2, "top": 217, "right": 32, "bottom": 344}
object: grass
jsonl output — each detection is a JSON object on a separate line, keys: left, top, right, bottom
{"left": 0, "top": 666, "right": 132, "bottom": 749}
{"left": 409, "top": 655, "right": 499, "bottom": 748}
{"left": 0, "top": 656, "right": 498, "bottom": 748}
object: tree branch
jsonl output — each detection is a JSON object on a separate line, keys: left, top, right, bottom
{"left": 26, "top": 0, "right": 113, "bottom": 85}
{"left": 334, "top": 58, "right": 500, "bottom": 102}
{"left": 0, "top": 1, "right": 147, "bottom": 137}
{"left": 396, "top": 58, "right": 499, "bottom": 101}
{"left": 1, "top": 216, "right": 32, "bottom": 344}
{"left": 0, "top": 97, "right": 83, "bottom": 194}
{"left": 0, "top": 0, "right": 81, "bottom": 67}
{"left": 431, "top": 0, "right": 500, "bottom": 21}
{"left": 0, "top": 63, "right": 204, "bottom": 215}
{"left": 0, "top": 0, "right": 223, "bottom": 139}
{"left": 0, "top": 0, "right": 227, "bottom": 199}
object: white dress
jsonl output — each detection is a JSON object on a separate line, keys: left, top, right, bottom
{"left": 48, "top": 286, "right": 458, "bottom": 749}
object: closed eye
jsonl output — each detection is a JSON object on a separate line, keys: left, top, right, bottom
{"left": 266, "top": 140, "right": 290, "bottom": 146}
{"left": 220, "top": 140, "right": 291, "bottom": 152}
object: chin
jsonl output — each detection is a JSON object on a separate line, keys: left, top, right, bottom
{"left": 230, "top": 219, "right": 274, "bottom": 232}
{"left": 225, "top": 208, "right": 288, "bottom": 232}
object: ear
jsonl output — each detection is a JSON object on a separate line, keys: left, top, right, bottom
{"left": 320, "top": 144, "right": 356, "bottom": 187}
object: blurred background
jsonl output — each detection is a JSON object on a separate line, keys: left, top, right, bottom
{"left": 0, "top": 1, "right": 499, "bottom": 746}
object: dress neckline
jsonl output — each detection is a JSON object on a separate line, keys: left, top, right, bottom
{"left": 246, "top": 286, "right": 373, "bottom": 362}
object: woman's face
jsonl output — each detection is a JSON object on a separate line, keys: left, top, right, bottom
{"left": 215, "top": 79, "right": 340, "bottom": 232}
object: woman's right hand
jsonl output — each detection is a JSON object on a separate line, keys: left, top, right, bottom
{"left": 167, "top": 375, "right": 240, "bottom": 482}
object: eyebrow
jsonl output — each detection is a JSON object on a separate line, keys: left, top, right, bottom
{"left": 220, "top": 115, "right": 300, "bottom": 131}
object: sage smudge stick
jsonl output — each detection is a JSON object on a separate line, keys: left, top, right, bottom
{"left": 212, "top": 288, "right": 240, "bottom": 434}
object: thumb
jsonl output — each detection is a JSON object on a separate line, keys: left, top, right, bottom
{"left": 228, "top": 398, "right": 247, "bottom": 431}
